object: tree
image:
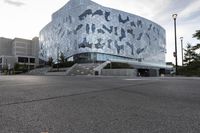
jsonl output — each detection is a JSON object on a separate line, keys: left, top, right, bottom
{"left": 47, "top": 57, "right": 54, "bottom": 66}
{"left": 192, "top": 30, "right": 200, "bottom": 61}
{"left": 59, "top": 52, "right": 65, "bottom": 64}
{"left": 14, "top": 63, "right": 20, "bottom": 71}
{"left": 183, "top": 30, "right": 200, "bottom": 65}
{"left": 179, "top": 30, "right": 200, "bottom": 76}
{"left": 193, "top": 30, "right": 200, "bottom": 40}
{"left": 183, "top": 43, "right": 197, "bottom": 65}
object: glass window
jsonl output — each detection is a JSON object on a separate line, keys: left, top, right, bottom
{"left": 30, "top": 58, "right": 35, "bottom": 63}
{"left": 18, "top": 57, "right": 28, "bottom": 63}
{"left": 0, "top": 58, "right": 2, "bottom": 63}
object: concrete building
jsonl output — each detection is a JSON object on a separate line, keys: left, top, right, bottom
{"left": 39, "top": 0, "right": 172, "bottom": 76}
{"left": 0, "top": 37, "right": 39, "bottom": 71}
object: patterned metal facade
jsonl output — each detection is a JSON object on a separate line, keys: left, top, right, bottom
{"left": 39, "top": 0, "right": 166, "bottom": 64}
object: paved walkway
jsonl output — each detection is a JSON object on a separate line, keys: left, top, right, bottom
{"left": 0, "top": 76, "right": 200, "bottom": 132}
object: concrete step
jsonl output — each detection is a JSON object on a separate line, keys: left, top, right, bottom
{"left": 66, "top": 63, "right": 100, "bottom": 76}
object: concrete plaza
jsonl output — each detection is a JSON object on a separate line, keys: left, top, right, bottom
{"left": 0, "top": 76, "right": 200, "bottom": 132}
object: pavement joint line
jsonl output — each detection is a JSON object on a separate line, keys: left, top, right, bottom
{"left": 0, "top": 81, "right": 157, "bottom": 107}
{"left": 0, "top": 82, "right": 71, "bottom": 88}
{"left": 123, "top": 78, "right": 148, "bottom": 81}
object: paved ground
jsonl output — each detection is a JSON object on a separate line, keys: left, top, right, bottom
{"left": 0, "top": 76, "right": 200, "bottom": 133}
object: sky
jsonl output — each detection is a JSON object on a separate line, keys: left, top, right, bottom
{"left": 0, "top": 0, "right": 200, "bottom": 65}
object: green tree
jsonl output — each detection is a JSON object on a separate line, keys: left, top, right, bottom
{"left": 179, "top": 30, "right": 200, "bottom": 76}
{"left": 192, "top": 44, "right": 200, "bottom": 50}
{"left": 47, "top": 57, "right": 54, "bottom": 66}
{"left": 183, "top": 30, "right": 200, "bottom": 65}
{"left": 59, "top": 52, "right": 65, "bottom": 64}
{"left": 22, "top": 64, "right": 28, "bottom": 73}
{"left": 183, "top": 43, "right": 197, "bottom": 65}
{"left": 192, "top": 30, "right": 200, "bottom": 61}
{"left": 14, "top": 63, "right": 20, "bottom": 71}
{"left": 193, "top": 30, "right": 200, "bottom": 40}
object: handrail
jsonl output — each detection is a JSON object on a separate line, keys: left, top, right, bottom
{"left": 65, "top": 63, "right": 78, "bottom": 75}
{"left": 93, "top": 61, "right": 111, "bottom": 75}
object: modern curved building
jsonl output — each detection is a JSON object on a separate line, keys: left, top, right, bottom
{"left": 39, "top": 0, "right": 168, "bottom": 71}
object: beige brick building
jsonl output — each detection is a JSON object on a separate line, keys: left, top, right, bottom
{"left": 0, "top": 37, "right": 39, "bottom": 71}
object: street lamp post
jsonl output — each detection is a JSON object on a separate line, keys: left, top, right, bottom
{"left": 57, "top": 47, "right": 59, "bottom": 71}
{"left": 180, "top": 37, "right": 183, "bottom": 66}
{"left": 172, "top": 14, "right": 178, "bottom": 75}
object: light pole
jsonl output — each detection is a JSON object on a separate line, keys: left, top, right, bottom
{"left": 57, "top": 47, "right": 59, "bottom": 71}
{"left": 180, "top": 37, "right": 183, "bottom": 66}
{"left": 172, "top": 14, "right": 178, "bottom": 75}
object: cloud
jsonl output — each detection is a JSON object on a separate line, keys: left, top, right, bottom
{"left": 4, "top": 0, "right": 25, "bottom": 7}
{"left": 179, "top": 0, "right": 200, "bottom": 21}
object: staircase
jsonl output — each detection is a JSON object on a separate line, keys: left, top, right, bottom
{"left": 28, "top": 67, "right": 51, "bottom": 75}
{"left": 66, "top": 63, "right": 100, "bottom": 76}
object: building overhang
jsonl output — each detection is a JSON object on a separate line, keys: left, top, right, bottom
{"left": 111, "top": 59, "right": 173, "bottom": 70}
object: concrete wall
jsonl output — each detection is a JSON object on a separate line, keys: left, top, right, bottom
{"left": 0, "top": 37, "right": 12, "bottom": 56}
{"left": 0, "top": 37, "right": 39, "bottom": 69}
{"left": 12, "top": 38, "right": 32, "bottom": 56}
{"left": 101, "top": 69, "right": 137, "bottom": 76}
{"left": 31, "top": 37, "right": 39, "bottom": 57}
{"left": 31, "top": 37, "right": 39, "bottom": 65}
{"left": 0, "top": 56, "right": 16, "bottom": 69}
{"left": 149, "top": 69, "right": 159, "bottom": 77}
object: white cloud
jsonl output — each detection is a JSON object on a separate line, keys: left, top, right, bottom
{"left": 4, "top": 0, "right": 25, "bottom": 6}
{"left": 179, "top": 0, "right": 200, "bottom": 19}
